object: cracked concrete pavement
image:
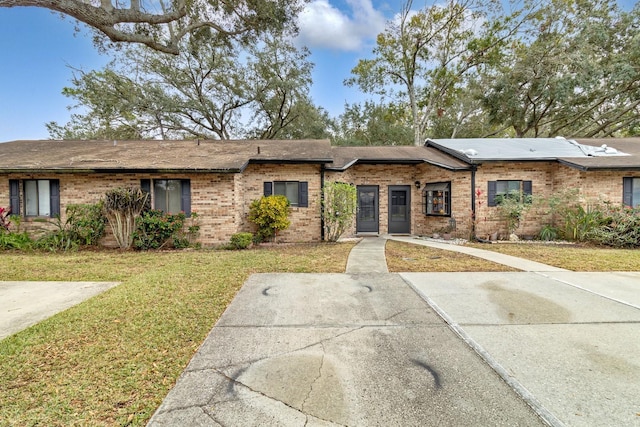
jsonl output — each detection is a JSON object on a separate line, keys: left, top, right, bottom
{"left": 147, "top": 273, "right": 546, "bottom": 426}
{"left": 148, "top": 237, "right": 640, "bottom": 427}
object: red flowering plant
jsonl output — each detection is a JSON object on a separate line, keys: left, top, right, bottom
{"left": 0, "top": 207, "right": 11, "bottom": 232}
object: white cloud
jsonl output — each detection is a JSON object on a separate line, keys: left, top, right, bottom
{"left": 296, "top": 0, "right": 387, "bottom": 51}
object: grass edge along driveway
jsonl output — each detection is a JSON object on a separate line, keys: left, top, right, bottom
{"left": 0, "top": 244, "right": 353, "bottom": 426}
{"left": 2, "top": 241, "right": 638, "bottom": 425}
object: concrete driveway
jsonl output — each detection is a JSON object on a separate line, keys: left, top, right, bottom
{"left": 0, "top": 281, "right": 119, "bottom": 340}
{"left": 149, "top": 270, "right": 640, "bottom": 427}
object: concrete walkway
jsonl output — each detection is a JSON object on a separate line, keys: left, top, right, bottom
{"left": 384, "top": 235, "right": 568, "bottom": 271}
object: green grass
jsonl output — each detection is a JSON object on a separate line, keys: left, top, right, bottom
{"left": 0, "top": 243, "right": 354, "bottom": 426}
{"left": 466, "top": 242, "right": 640, "bottom": 271}
{"left": 2, "top": 240, "right": 637, "bottom": 426}
{"left": 385, "top": 240, "right": 518, "bottom": 272}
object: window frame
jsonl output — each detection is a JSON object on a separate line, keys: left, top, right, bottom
{"left": 12, "top": 179, "right": 60, "bottom": 218}
{"left": 488, "top": 180, "right": 532, "bottom": 207}
{"left": 423, "top": 181, "right": 452, "bottom": 217}
{"left": 263, "top": 181, "right": 309, "bottom": 208}
{"left": 141, "top": 179, "right": 191, "bottom": 216}
{"left": 623, "top": 177, "right": 640, "bottom": 208}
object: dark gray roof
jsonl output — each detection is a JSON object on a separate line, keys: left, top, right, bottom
{"left": 559, "top": 138, "right": 640, "bottom": 170}
{"left": 328, "top": 146, "right": 470, "bottom": 171}
{"left": 0, "top": 139, "right": 333, "bottom": 173}
{"left": 426, "top": 137, "right": 640, "bottom": 170}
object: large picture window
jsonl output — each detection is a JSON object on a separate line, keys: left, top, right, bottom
{"left": 141, "top": 179, "right": 191, "bottom": 216}
{"left": 263, "top": 181, "right": 309, "bottom": 207}
{"left": 423, "top": 182, "right": 451, "bottom": 216}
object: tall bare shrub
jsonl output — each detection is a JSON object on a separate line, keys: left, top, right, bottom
{"left": 104, "top": 187, "right": 149, "bottom": 249}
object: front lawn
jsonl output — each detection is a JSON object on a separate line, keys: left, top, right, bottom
{"left": 466, "top": 242, "right": 640, "bottom": 271}
{"left": 0, "top": 243, "right": 354, "bottom": 426}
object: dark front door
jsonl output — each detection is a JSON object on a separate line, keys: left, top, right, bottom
{"left": 356, "top": 186, "right": 379, "bottom": 233}
{"left": 388, "top": 186, "right": 411, "bottom": 234}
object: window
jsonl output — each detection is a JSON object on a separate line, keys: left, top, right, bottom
{"left": 141, "top": 179, "right": 191, "bottom": 216}
{"left": 263, "top": 181, "right": 308, "bottom": 207}
{"left": 623, "top": 177, "right": 640, "bottom": 208}
{"left": 9, "top": 179, "right": 60, "bottom": 218}
{"left": 488, "top": 180, "right": 532, "bottom": 207}
{"left": 423, "top": 182, "right": 451, "bottom": 216}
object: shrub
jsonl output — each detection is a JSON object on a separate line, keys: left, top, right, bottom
{"left": 133, "top": 210, "right": 186, "bottom": 250}
{"left": 322, "top": 182, "right": 357, "bottom": 242}
{"left": 495, "top": 190, "right": 532, "bottom": 235}
{"left": 66, "top": 202, "right": 107, "bottom": 246}
{"left": 248, "top": 195, "right": 290, "bottom": 242}
{"left": 104, "top": 187, "right": 150, "bottom": 249}
{"left": 0, "top": 231, "right": 32, "bottom": 250}
{"left": 0, "top": 207, "right": 10, "bottom": 231}
{"left": 588, "top": 205, "right": 640, "bottom": 248}
{"left": 538, "top": 224, "right": 558, "bottom": 241}
{"left": 133, "top": 210, "right": 200, "bottom": 250}
{"left": 229, "top": 232, "right": 253, "bottom": 249}
{"left": 33, "top": 215, "right": 79, "bottom": 252}
{"left": 33, "top": 202, "right": 106, "bottom": 252}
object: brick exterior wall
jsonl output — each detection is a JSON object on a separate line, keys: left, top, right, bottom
{"left": 325, "top": 164, "right": 473, "bottom": 239}
{"left": 2, "top": 160, "right": 638, "bottom": 246}
{"left": 240, "top": 163, "right": 323, "bottom": 242}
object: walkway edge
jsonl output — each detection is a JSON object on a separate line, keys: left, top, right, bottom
{"left": 386, "top": 235, "right": 568, "bottom": 272}
{"left": 401, "top": 274, "right": 564, "bottom": 427}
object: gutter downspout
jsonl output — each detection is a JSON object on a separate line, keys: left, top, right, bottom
{"left": 320, "top": 163, "right": 325, "bottom": 241}
{"left": 471, "top": 166, "right": 477, "bottom": 240}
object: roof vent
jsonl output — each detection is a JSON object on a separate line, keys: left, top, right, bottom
{"left": 461, "top": 148, "right": 478, "bottom": 156}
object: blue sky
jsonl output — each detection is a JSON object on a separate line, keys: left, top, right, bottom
{"left": 0, "top": 0, "right": 635, "bottom": 141}
{"left": 0, "top": 0, "right": 394, "bottom": 141}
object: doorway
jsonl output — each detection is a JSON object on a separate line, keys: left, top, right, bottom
{"left": 388, "top": 186, "right": 411, "bottom": 234}
{"left": 356, "top": 186, "right": 379, "bottom": 233}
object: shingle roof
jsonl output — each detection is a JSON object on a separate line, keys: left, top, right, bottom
{"left": 426, "top": 137, "right": 640, "bottom": 170}
{"left": 561, "top": 138, "right": 640, "bottom": 170}
{"left": 0, "top": 139, "right": 333, "bottom": 172}
{"left": 328, "top": 146, "right": 470, "bottom": 171}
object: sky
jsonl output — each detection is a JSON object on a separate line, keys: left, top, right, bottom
{"left": 0, "top": 0, "right": 396, "bottom": 141}
{"left": 0, "top": 0, "right": 635, "bottom": 141}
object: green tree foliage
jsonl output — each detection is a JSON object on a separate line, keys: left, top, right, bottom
{"left": 322, "top": 182, "right": 357, "bottom": 242}
{"left": 48, "top": 32, "right": 331, "bottom": 140}
{"left": 481, "top": 0, "right": 640, "bottom": 137}
{"left": 0, "top": 0, "right": 303, "bottom": 55}
{"left": 248, "top": 195, "right": 290, "bottom": 242}
{"left": 345, "top": 0, "right": 520, "bottom": 145}
{"left": 333, "top": 101, "right": 413, "bottom": 146}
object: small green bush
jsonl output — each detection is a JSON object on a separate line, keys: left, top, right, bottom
{"left": 133, "top": 210, "right": 186, "bottom": 250}
{"left": 33, "top": 202, "right": 106, "bottom": 252}
{"left": 229, "top": 232, "right": 253, "bottom": 249}
{"left": 538, "top": 224, "right": 558, "bottom": 241}
{"left": 0, "top": 231, "right": 32, "bottom": 250}
{"left": 248, "top": 195, "right": 290, "bottom": 242}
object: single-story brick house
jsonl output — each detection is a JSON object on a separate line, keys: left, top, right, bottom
{"left": 0, "top": 137, "right": 638, "bottom": 246}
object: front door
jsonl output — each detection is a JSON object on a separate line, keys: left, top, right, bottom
{"left": 356, "top": 186, "right": 379, "bottom": 233}
{"left": 388, "top": 186, "right": 411, "bottom": 234}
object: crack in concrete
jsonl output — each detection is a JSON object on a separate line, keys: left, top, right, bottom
{"left": 301, "top": 342, "right": 325, "bottom": 412}
{"left": 196, "top": 326, "right": 366, "bottom": 375}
